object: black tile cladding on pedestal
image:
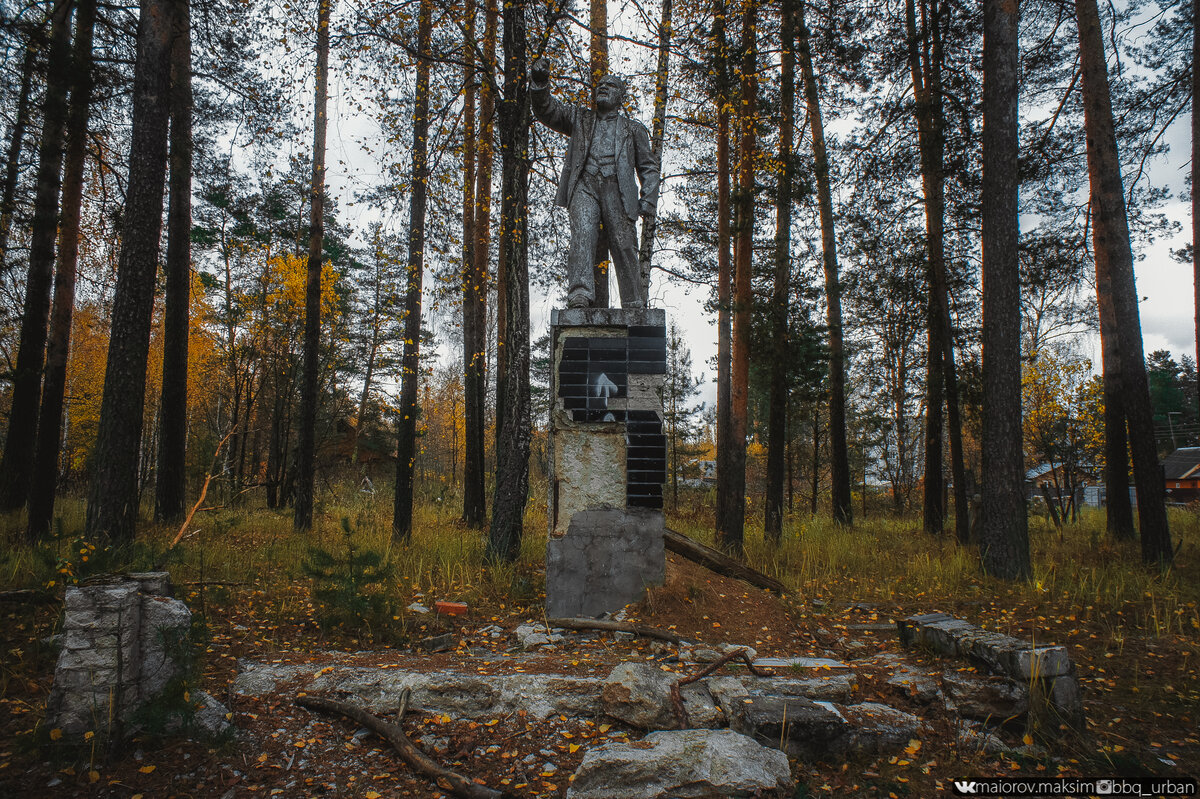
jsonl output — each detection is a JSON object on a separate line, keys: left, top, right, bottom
{"left": 557, "top": 327, "right": 667, "bottom": 510}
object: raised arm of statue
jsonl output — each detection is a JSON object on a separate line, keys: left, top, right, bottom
{"left": 529, "top": 58, "right": 577, "bottom": 137}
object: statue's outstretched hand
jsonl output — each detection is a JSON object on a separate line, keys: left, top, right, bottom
{"left": 531, "top": 58, "right": 551, "bottom": 85}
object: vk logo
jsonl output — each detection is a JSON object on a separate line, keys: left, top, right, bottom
{"left": 953, "top": 782, "right": 978, "bottom": 795}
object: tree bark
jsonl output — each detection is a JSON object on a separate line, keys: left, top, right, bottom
{"left": 765, "top": 0, "right": 795, "bottom": 544}
{"left": 462, "top": 0, "right": 487, "bottom": 528}
{"left": 1097, "top": 256, "right": 1135, "bottom": 538}
{"left": 797, "top": 0, "right": 851, "bottom": 525}
{"left": 978, "top": 0, "right": 1031, "bottom": 580}
{"left": 155, "top": 0, "right": 192, "bottom": 522}
{"left": 0, "top": 29, "right": 39, "bottom": 281}
{"left": 1076, "top": 0, "right": 1172, "bottom": 565}
{"left": 713, "top": 0, "right": 737, "bottom": 549}
{"left": 27, "top": 0, "right": 96, "bottom": 539}
{"left": 84, "top": 0, "right": 174, "bottom": 542}
{"left": 393, "top": 0, "right": 433, "bottom": 543}
{"left": 637, "top": 0, "right": 672, "bottom": 297}
{"left": 1193, "top": 0, "right": 1198, "bottom": 432}
{"left": 0, "top": 0, "right": 74, "bottom": 512}
{"left": 485, "top": 0, "right": 531, "bottom": 563}
{"left": 478, "top": 0, "right": 498, "bottom": 490}
{"left": 907, "top": 0, "right": 967, "bottom": 541}
{"left": 721, "top": 0, "right": 756, "bottom": 556}
{"left": 294, "top": 0, "right": 332, "bottom": 532}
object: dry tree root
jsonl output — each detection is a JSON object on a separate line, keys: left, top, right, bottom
{"left": 545, "top": 617, "right": 689, "bottom": 645}
{"left": 669, "top": 646, "right": 772, "bottom": 728}
{"left": 296, "top": 690, "right": 508, "bottom": 799}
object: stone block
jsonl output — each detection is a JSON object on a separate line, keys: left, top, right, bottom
{"left": 139, "top": 596, "right": 192, "bottom": 701}
{"left": 552, "top": 307, "right": 666, "bottom": 329}
{"left": 1046, "top": 675, "right": 1085, "bottom": 729}
{"left": 920, "top": 619, "right": 975, "bottom": 656}
{"left": 1010, "top": 646, "right": 1071, "bottom": 679}
{"left": 128, "top": 572, "right": 174, "bottom": 597}
{"left": 566, "top": 729, "right": 792, "bottom": 799}
{"left": 942, "top": 670, "right": 1029, "bottom": 721}
{"left": 839, "top": 702, "right": 923, "bottom": 755}
{"left": 726, "top": 695, "right": 850, "bottom": 760}
{"left": 545, "top": 508, "right": 664, "bottom": 618}
{"left": 600, "top": 662, "right": 723, "bottom": 730}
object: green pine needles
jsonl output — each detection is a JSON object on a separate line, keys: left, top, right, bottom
{"left": 302, "top": 516, "right": 395, "bottom": 635}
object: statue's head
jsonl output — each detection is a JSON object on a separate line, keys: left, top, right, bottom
{"left": 593, "top": 74, "right": 626, "bottom": 113}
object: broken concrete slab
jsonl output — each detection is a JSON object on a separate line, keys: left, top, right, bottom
{"left": 942, "top": 670, "right": 1029, "bottom": 721}
{"left": 566, "top": 729, "right": 792, "bottom": 799}
{"left": 600, "top": 662, "right": 723, "bottom": 729}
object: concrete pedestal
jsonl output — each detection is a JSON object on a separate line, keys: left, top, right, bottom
{"left": 546, "top": 308, "right": 667, "bottom": 618}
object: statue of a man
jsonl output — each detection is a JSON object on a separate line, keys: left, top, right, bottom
{"left": 530, "top": 58, "right": 660, "bottom": 309}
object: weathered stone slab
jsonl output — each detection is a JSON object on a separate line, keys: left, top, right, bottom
{"left": 726, "top": 695, "right": 849, "bottom": 760}
{"left": 545, "top": 508, "right": 665, "bottom": 618}
{"left": 900, "top": 614, "right": 1073, "bottom": 680}
{"left": 566, "top": 729, "right": 792, "bottom": 799}
{"left": 839, "top": 702, "right": 923, "bottom": 755}
{"left": 552, "top": 307, "right": 667, "bottom": 328}
{"left": 726, "top": 694, "right": 919, "bottom": 761}
{"left": 941, "top": 670, "right": 1029, "bottom": 721}
{"left": 296, "top": 665, "right": 605, "bottom": 720}
{"left": 752, "top": 656, "right": 850, "bottom": 671}
{"left": 600, "top": 662, "right": 723, "bottom": 729}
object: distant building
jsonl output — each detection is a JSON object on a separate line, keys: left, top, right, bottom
{"left": 1162, "top": 447, "right": 1200, "bottom": 505}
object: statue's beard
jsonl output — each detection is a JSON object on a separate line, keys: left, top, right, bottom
{"left": 594, "top": 96, "right": 618, "bottom": 113}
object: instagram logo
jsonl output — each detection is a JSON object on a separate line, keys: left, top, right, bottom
{"left": 1095, "top": 779, "right": 1114, "bottom": 794}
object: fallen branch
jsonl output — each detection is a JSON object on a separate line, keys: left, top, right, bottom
{"left": 296, "top": 691, "right": 506, "bottom": 799}
{"left": 669, "top": 646, "right": 771, "bottom": 728}
{"left": 664, "top": 527, "right": 788, "bottom": 595}
{"left": 178, "top": 580, "right": 251, "bottom": 588}
{"left": 156, "top": 429, "right": 236, "bottom": 568}
{"left": 0, "top": 588, "right": 58, "bottom": 604}
{"left": 545, "top": 617, "right": 689, "bottom": 645}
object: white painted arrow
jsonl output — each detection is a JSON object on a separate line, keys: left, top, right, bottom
{"left": 593, "top": 372, "right": 618, "bottom": 399}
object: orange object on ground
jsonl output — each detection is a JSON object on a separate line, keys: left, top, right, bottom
{"left": 434, "top": 600, "right": 468, "bottom": 616}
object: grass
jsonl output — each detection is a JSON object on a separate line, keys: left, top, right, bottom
{"left": 1, "top": 481, "right": 1198, "bottom": 793}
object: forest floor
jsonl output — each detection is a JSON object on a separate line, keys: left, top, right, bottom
{"left": 1, "top": 492, "right": 1198, "bottom": 797}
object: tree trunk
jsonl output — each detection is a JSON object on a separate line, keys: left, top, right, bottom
{"left": 155, "top": 0, "right": 192, "bottom": 522}
{"left": 907, "top": 0, "right": 967, "bottom": 541}
{"left": 472, "top": 0, "right": 497, "bottom": 516}
{"left": 1076, "top": 0, "right": 1172, "bottom": 565}
{"left": 84, "top": 0, "right": 174, "bottom": 542}
{"left": 351, "top": 236, "right": 384, "bottom": 466}
{"left": 27, "top": 0, "right": 96, "bottom": 539}
{"left": 637, "top": 0, "right": 672, "bottom": 297}
{"left": 797, "top": 0, "right": 851, "bottom": 525}
{"left": 713, "top": 0, "right": 738, "bottom": 552}
{"left": 462, "top": 0, "right": 487, "bottom": 527}
{"left": 765, "top": 0, "right": 795, "bottom": 544}
{"left": 294, "top": 0, "right": 332, "bottom": 532}
{"left": 722, "top": 0, "right": 756, "bottom": 556}
{"left": 0, "top": 29, "right": 39, "bottom": 280}
{"left": 1098, "top": 258, "right": 1135, "bottom": 538}
{"left": 0, "top": 0, "right": 74, "bottom": 512}
{"left": 393, "top": 0, "right": 433, "bottom": 543}
{"left": 978, "top": 0, "right": 1031, "bottom": 580}
{"left": 485, "top": 0, "right": 531, "bottom": 563}
{"left": 1193, "top": 0, "right": 1198, "bottom": 432}
{"left": 810, "top": 408, "right": 820, "bottom": 516}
